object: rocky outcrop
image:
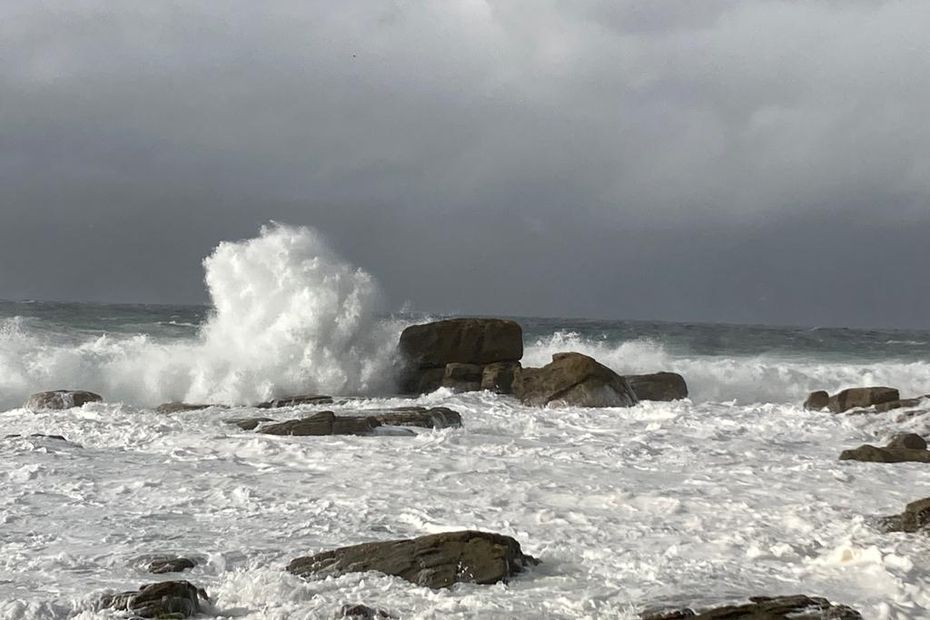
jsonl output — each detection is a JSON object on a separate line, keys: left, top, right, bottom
{"left": 514, "top": 352, "right": 638, "bottom": 408}
{"left": 256, "top": 394, "right": 334, "bottom": 409}
{"left": 24, "top": 390, "right": 102, "bottom": 410}
{"left": 287, "top": 530, "right": 538, "bottom": 589}
{"left": 260, "top": 411, "right": 380, "bottom": 436}
{"left": 840, "top": 434, "right": 930, "bottom": 463}
{"left": 481, "top": 361, "right": 520, "bottom": 394}
{"left": 99, "top": 580, "right": 208, "bottom": 618}
{"left": 624, "top": 372, "right": 688, "bottom": 401}
{"left": 237, "top": 407, "right": 462, "bottom": 435}
{"left": 881, "top": 497, "right": 930, "bottom": 533}
{"left": 398, "top": 319, "right": 523, "bottom": 394}
{"left": 827, "top": 387, "right": 899, "bottom": 413}
{"left": 641, "top": 595, "right": 861, "bottom": 619}
{"left": 4, "top": 433, "right": 68, "bottom": 441}
{"left": 366, "top": 407, "right": 462, "bottom": 429}
{"left": 337, "top": 604, "right": 395, "bottom": 619}
{"left": 803, "top": 390, "right": 830, "bottom": 411}
{"left": 145, "top": 556, "right": 197, "bottom": 574}
{"left": 155, "top": 402, "right": 220, "bottom": 414}
{"left": 225, "top": 417, "right": 274, "bottom": 431}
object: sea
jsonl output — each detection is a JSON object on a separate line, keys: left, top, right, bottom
{"left": 2, "top": 224, "right": 930, "bottom": 619}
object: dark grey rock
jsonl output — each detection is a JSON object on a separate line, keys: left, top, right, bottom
{"left": 827, "top": 387, "right": 899, "bottom": 413}
{"left": 4, "top": 433, "right": 68, "bottom": 441}
{"left": 399, "top": 318, "right": 523, "bottom": 369}
{"left": 287, "top": 530, "right": 538, "bottom": 589}
{"left": 441, "top": 362, "right": 483, "bottom": 392}
{"left": 256, "top": 394, "right": 334, "bottom": 409}
{"left": 514, "top": 352, "right": 638, "bottom": 408}
{"left": 481, "top": 361, "right": 520, "bottom": 394}
{"left": 881, "top": 497, "right": 930, "bottom": 533}
{"left": 886, "top": 433, "right": 927, "bottom": 450}
{"left": 155, "top": 403, "right": 220, "bottom": 414}
{"left": 260, "top": 411, "right": 380, "bottom": 436}
{"left": 803, "top": 390, "right": 830, "bottom": 411}
{"left": 367, "top": 407, "right": 462, "bottom": 429}
{"left": 641, "top": 595, "right": 861, "bottom": 619}
{"left": 336, "top": 604, "right": 395, "bottom": 619}
{"left": 625, "top": 372, "right": 688, "bottom": 401}
{"left": 24, "top": 390, "right": 102, "bottom": 410}
{"left": 99, "top": 580, "right": 209, "bottom": 619}
{"left": 224, "top": 417, "right": 274, "bottom": 431}
{"left": 146, "top": 556, "right": 197, "bottom": 574}
{"left": 839, "top": 444, "right": 930, "bottom": 463}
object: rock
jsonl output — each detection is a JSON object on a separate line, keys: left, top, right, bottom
{"left": 399, "top": 318, "right": 523, "bottom": 369}
{"left": 225, "top": 417, "right": 274, "bottom": 431}
{"left": 367, "top": 407, "right": 462, "bottom": 429}
{"left": 336, "top": 604, "right": 395, "bottom": 619}
{"left": 641, "top": 595, "right": 861, "bottom": 619}
{"left": 827, "top": 387, "right": 899, "bottom": 413}
{"left": 287, "top": 530, "right": 538, "bottom": 589}
{"left": 481, "top": 361, "right": 520, "bottom": 394}
{"left": 256, "top": 394, "right": 334, "bottom": 409}
{"left": 99, "top": 580, "right": 209, "bottom": 618}
{"left": 882, "top": 497, "right": 930, "bottom": 533}
{"left": 155, "top": 402, "right": 220, "bottom": 414}
{"left": 146, "top": 556, "right": 197, "bottom": 574}
{"left": 886, "top": 433, "right": 927, "bottom": 450}
{"left": 440, "top": 362, "right": 483, "bottom": 392}
{"left": 873, "top": 398, "right": 925, "bottom": 412}
{"left": 839, "top": 444, "right": 930, "bottom": 463}
{"left": 625, "top": 372, "right": 688, "bottom": 401}
{"left": 803, "top": 390, "right": 830, "bottom": 411}
{"left": 405, "top": 367, "right": 445, "bottom": 394}
{"left": 260, "top": 411, "right": 380, "bottom": 436}
{"left": 4, "top": 433, "right": 68, "bottom": 441}
{"left": 24, "top": 390, "right": 102, "bottom": 410}
{"left": 513, "top": 352, "right": 638, "bottom": 408}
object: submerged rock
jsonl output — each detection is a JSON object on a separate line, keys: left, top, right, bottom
{"left": 881, "top": 497, "right": 930, "bottom": 533}
{"left": 256, "top": 394, "right": 334, "bottom": 409}
{"left": 886, "top": 433, "right": 927, "bottom": 450}
{"left": 514, "top": 352, "right": 638, "bottom": 408}
{"left": 260, "top": 411, "right": 380, "bottom": 436}
{"left": 839, "top": 443, "right": 930, "bottom": 463}
{"left": 24, "top": 390, "right": 102, "bottom": 410}
{"left": 803, "top": 390, "right": 830, "bottom": 411}
{"left": 287, "top": 530, "right": 538, "bottom": 589}
{"left": 366, "top": 407, "right": 462, "bottom": 429}
{"left": 224, "top": 416, "right": 274, "bottom": 431}
{"left": 155, "top": 402, "right": 220, "bottom": 414}
{"left": 641, "top": 595, "right": 861, "bottom": 619}
{"left": 145, "top": 556, "right": 197, "bottom": 574}
{"left": 4, "top": 433, "right": 68, "bottom": 441}
{"left": 827, "top": 387, "right": 899, "bottom": 413}
{"left": 481, "top": 361, "right": 520, "bottom": 394}
{"left": 625, "top": 372, "right": 688, "bottom": 401}
{"left": 336, "top": 604, "right": 395, "bottom": 619}
{"left": 99, "top": 580, "right": 209, "bottom": 618}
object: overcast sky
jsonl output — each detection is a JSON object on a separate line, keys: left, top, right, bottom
{"left": 2, "top": 1, "right": 929, "bottom": 328}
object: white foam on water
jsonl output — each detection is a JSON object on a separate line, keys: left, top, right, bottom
{"left": 0, "top": 223, "right": 400, "bottom": 409}
{"left": 1, "top": 394, "right": 928, "bottom": 618}
{"left": 524, "top": 331, "right": 930, "bottom": 404}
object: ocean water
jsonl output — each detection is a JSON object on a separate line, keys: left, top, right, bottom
{"left": 2, "top": 224, "right": 930, "bottom": 618}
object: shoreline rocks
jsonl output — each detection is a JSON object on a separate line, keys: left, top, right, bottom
{"left": 881, "top": 497, "right": 930, "bottom": 533}
{"left": 144, "top": 556, "right": 197, "bottom": 574}
{"left": 99, "top": 580, "right": 208, "bottom": 618}
{"left": 641, "top": 594, "right": 861, "bottom": 619}
{"left": 287, "top": 530, "right": 538, "bottom": 589}
{"left": 624, "top": 372, "right": 688, "bottom": 401}
{"left": 840, "top": 433, "right": 930, "bottom": 463}
{"left": 24, "top": 390, "right": 102, "bottom": 410}
{"left": 803, "top": 386, "right": 911, "bottom": 413}
{"left": 233, "top": 407, "right": 464, "bottom": 436}
{"left": 514, "top": 352, "right": 638, "bottom": 408}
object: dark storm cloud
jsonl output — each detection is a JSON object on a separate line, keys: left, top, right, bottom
{"left": 2, "top": 1, "right": 929, "bottom": 327}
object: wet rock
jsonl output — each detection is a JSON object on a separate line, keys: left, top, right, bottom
{"left": 514, "top": 352, "right": 638, "bottom": 408}
{"left": 873, "top": 397, "right": 925, "bottom": 413}
{"left": 4, "top": 433, "right": 68, "bottom": 441}
{"left": 99, "top": 580, "right": 209, "bottom": 618}
{"left": 146, "top": 556, "right": 197, "bottom": 574}
{"left": 367, "top": 407, "right": 462, "bottom": 429}
{"left": 625, "top": 372, "right": 688, "bottom": 401}
{"left": 886, "top": 433, "right": 927, "bottom": 450}
{"left": 481, "top": 361, "right": 520, "bottom": 394}
{"left": 641, "top": 595, "right": 861, "bottom": 619}
{"left": 287, "top": 530, "right": 538, "bottom": 589}
{"left": 260, "top": 411, "right": 380, "bottom": 436}
{"left": 881, "top": 497, "right": 930, "bottom": 533}
{"left": 336, "top": 604, "right": 395, "bottom": 619}
{"left": 827, "top": 387, "right": 899, "bottom": 413}
{"left": 441, "top": 362, "right": 483, "bottom": 392}
{"left": 256, "top": 394, "right": 334, "bottom": 409}
{"left": 224, "top": 417, "right": 274, "bottom": 431}
{"left": 24, "top": 390, "right": 102, "bottom": 410}
{"left": 839, "top": 443, "right": 930, "bottom": 463}
{"left": 803, "top": 390, "right": 830, "bottom": 411}
{"left": 155, "top": 402, "right": 220, "bottom": 414}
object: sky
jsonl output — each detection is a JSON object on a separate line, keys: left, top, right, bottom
{"left": 2, "top": 1, "right": 929, "bottom": 329}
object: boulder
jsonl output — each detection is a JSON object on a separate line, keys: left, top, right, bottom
{"left": 99, "top": 580, "right": 209, "bottom": 618}
{"left": 827, "top": 387, "right": 899, "bottom": 413}
{"left": 873, "top": 397, "right": 925, "bottom": 413}
{"left": 625, "top": 372, "right": 688, "bottom": 401}
{"left": 881, "top": 497, "right": 930, "bottom": 533}
{"left": 260, "top": 411, "right": 380, "bottom": 436}
{"left": 256, "top": 394, "right": 333, "bottom": 409}
{"left": 366, "top": 407, "right": 462, "bottom": 429}
{"left": 641, "top": 595, "right": 861, "bottom": 619}
{"left": 225, "top": 417, "right": 274, "bottom": 431}
{"left": 399, "top": 319, "right": 523, "bottom": 369}
{"left": 287, "top": 530, "right": 538, "bottom": 589}
{"left": 337, "top": 604, "right": 395, "bottom": 619}
{"left": 803, "top": 390, "right": 830, "bottom": 411}
{"left": 514, "top": 352, "right": 638, "bottom": 408}
{"left": 886, "top": 433, "right": 927, "bottom": 450}
{"left": 24, "top": 390, "right": 102, "bottom": 410}
{"left": 839, "top": 444, "right": 930, "bottom": 463}
{"left": 155, "top": 402, "right": 219, "bottom": 414}
{"left": 441, "top": 362, "right": 483, "bottom": 392}
{"left": 405, "top": 368, "right": 445, "bottom": 394}
{"left": 145, "top": 556, "right": 197, "bottom": 574}
{"left": 481, "top": 361, "right": 520, "bottom": 394}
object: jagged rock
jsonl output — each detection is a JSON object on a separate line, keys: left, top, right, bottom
{"left": 155, "top": 403, "right": 219, "bottom": 414}
{"left": 336, "top": 604, "right": 395, "bottom": 619}
{"left": 625, "top": 372, "right": 688, "bottom": 401}
{"left": 256, "top": 394, "right": 334, "bottom": 409}
{"left": 827, "top": 387, "right": 899, "bottom": 413}
{"left": 399, "top": 318, "right": 523, "bottom": 369}
{"left": 881, "top": 497, "right": 930, "bottom": 533}
{"left": 803, "top": 390, "right": 830, "bottom": 411}
{"left": 260, "top": 411, "right": 380, "bottom": 436}
{"left": 145, "top": 556, "right": 197, "bottom": 574}
{"left": 99, "top": 580, "right": 209, "bottom": 618}
{"left": 514, "top": 352, "right": 638, "bottom": 408}
{"left": 24, "top": 390, "right": 102, "bottom": 410}
{"left": 287, "top": 530, "right": 538, "bottom": 589}
{"left": 366, "top": 407, "right": 462, "bottom": 429}
{"left": 481, "top": 361, "right": 520, "bottom": 394}
{"left": 225, "top": 417, "right": 274, "bottom": 431}
{"left": 440, "top": 362, "right": 483, "bottom": 392}
{"left": 886, "top": 433, "right": 927, "bottom": 450}
{"left": 641, "top": 595, "right": 861, "bottom": 619}
{"left": 4, "top": 433, "right": 68, "bottom": 441}
{"left": 839, "top": 444, "right": 930, "bottom": 463}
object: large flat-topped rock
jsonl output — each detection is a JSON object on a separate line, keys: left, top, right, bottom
{"left": 399, "top": 318, "right": 523, "bottom": 368}
{"left": 24, "top": 390, "right": 102, "bottom": 410}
